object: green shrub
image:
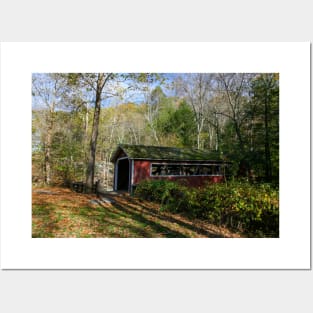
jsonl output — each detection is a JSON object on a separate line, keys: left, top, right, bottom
{"left": 134, "top": 179, "right": 188, "bottom": 212}
{"left": 198, "top": 182, "right": 279, "bottom": 236}
{"left": 134, "top": 180, "right": 178, "bottom": 202}
{"left": 134, "top": 179, "right": 279, "bottom": 237}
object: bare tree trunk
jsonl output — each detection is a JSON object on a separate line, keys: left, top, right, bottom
{"left": 85, "top": 74, "right": 109, "bottom": 192}
{"left": 82, "top": 102, "right": 89, "bottom": 170}
{"left": 197, "top": 124, "right": 201, "bottom": 149}
{"left": 44, "top": 108, "right": 54, "bottom": 185}
{"left": 218, "top": 74, "right": 246, "bottom": 154}
{"left": 152, "top": 127, "right": 159, "bottom": 144}
{"left": 44, "top": 143, "right": 51, "bottom": 184}
{"left": 264, "top": 82, "right": 272, "bottom": 181}
{"left": 184, "top": 73, "right": 211, "bottom": 150}
{"left": 215, "top": 112, "right": 220, "bottom": 152}
{"left": 145, "top": 110, "right": 160, "bottom": 144}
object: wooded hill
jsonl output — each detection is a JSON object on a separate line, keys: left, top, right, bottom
{"left": 32, "top": 73, "right": 279, "bottom": 189}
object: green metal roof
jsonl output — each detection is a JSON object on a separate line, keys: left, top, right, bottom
{"left": 111, "top": 144, "right": 224, "bottom": 162}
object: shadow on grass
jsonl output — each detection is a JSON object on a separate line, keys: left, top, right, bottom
{"left": 32, "top": 190, "right": 225, "bottom": 238}
{"left": 95, "top": 194, "right": 225, "bottom": 238}
{"left": 124, "top": 196, "right": 224, "bottom": 238}
{"left": 81, "top": 201, "right": 189, "bottom": 238}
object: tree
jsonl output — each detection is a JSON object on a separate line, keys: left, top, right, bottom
{"left": 143, "top": 82, "right": 165, "bottom": 144}
{"left": 250, "top": 73, "right": 279, "bottom": 181}
{"left": 168, "top": 100, "right": 197, "bottom": 147}
{"left": 83, "top": 73, "right": 113, "bottom": 192}
{"left": 215, "top": 73, "right": 256, "bottom": 176}
{"left": 66, "top": 73, "right": 158, "bottom": 191}
{"left": 32, "top": 73, "right": 68, "bottom": 184}
{"left": 177, "top": 73, "right": 214, "bottom": 149}
{"left": 217, "top": 74, "right": 247, "bottom": 152}
{"left": 32, "top": 72, "right": 279, "bottom": 187}
{"left": 50, "top": 110, "right": 86, "bottom": 185}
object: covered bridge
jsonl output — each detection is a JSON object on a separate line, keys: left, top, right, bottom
{"left": 110, "top": 144, "right": 230, "bottom": 193}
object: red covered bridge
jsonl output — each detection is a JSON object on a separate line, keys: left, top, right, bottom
{"left": 111, "top": 144, "right": 230, "bottom": 193}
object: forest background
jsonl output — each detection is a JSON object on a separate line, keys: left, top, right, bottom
{"left": 32, "top": 73, "right": 279, "bottom": 190}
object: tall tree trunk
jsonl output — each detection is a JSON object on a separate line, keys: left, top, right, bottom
{"left": 215, "top": 121, "right": 219, "bottom": 152}
{"left": 83, "top": 103, "right": 89, "bottom": 164}
{"left": 264, "top": 82, "right": 272, "bottom": 181}
{"left": 44, "top": 142, "right": 51, "bottom": 184}
{"left": 214, "top": 110, "right": 220, "bottom": 152}
{"left": 85, "top": 74, "right": 108, "bottom": 192}
{"left": 152, "top": 126, "right": 159, "bottom": 144}
{"left": 197, "top": 126, "right": 201, "bottom": 149}
{"left": 44, "top": 109, "right": 54, "bottom": 184}
{"left": 234, "top": 120, "right": 244, "bottom": 153}
{"left": 196, "top": 115, "right": 204, "bottom": 149}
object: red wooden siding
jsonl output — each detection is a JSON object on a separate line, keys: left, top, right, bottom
{"left": 133, "top": 160, "right": 224, "bottom": 187}
{"left": 133, "top": 160, "right": 151, "bottom": 184}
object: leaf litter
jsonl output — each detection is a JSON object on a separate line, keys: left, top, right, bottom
{"left": 32, "top": 186, "right": 242, "bottom": 238}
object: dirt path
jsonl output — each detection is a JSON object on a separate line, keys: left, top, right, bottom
{"left": 32, "top": 187, "right": 242, "bottom": 238}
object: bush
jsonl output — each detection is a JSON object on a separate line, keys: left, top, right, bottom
{"left": 134, "top": 180, "right": 177, "bottom": 202}
{"left": 198, "top": 181, "right": 279, "bottom": 237}
{"left": 134, "top": 179, "right": 279, "bottom": 237}
{"left": 134, "top": 179, "right": 188, "bottom": 212}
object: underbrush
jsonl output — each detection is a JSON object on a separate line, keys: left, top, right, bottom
{"left": 134, "top": 180, "right": 279, "bottom": 237}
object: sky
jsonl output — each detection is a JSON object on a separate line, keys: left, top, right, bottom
{"left": 32, "top": 73, "right": 181, "bottom": 110}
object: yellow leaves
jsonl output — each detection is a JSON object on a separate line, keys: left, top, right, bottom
{"left": 273, "top": 73, "right": 279, "bottom": 81}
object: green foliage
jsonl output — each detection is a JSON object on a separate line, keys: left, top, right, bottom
{"left": 155, "top": 99, "right": 176, "bottom": 135}
{"left": 216, "top": 73, "right": 279, "bottom": 183}
{"left": 249, "top": 74, "right": 279, "bottom": 181}
{"left": 32, "top": 73, "right": 279, "bottom": 187}
{"left": 170, "top": 100, "right": 197, "bottom": 146}
{"left": 50, "top": 111, "right": 86, "bottom": 184}
{"left": 155, "top": 100, "right": 197, "bottom": 147}
{"left": 135, "top": 180, "right": 279, "bottom": 237}
{"left": 134, "top": 180, "right": 181, "bottom": 203}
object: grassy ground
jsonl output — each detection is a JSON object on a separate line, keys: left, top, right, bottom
{"left": 32, "top": 187, "right": 242, "bottom": 238}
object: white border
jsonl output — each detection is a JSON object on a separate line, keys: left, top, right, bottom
{"left": 0, "top": 42, "right": 310, "bottom": 269}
